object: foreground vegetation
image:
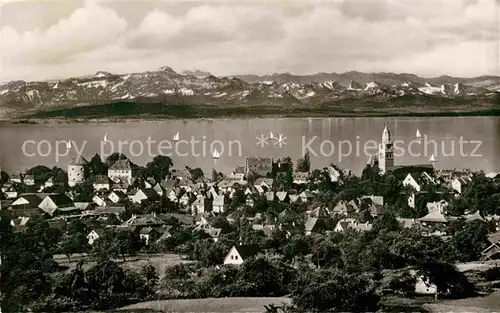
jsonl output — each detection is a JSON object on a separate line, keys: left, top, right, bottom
{"left": 2, "top": 152, "right": 500, "bottom": 312}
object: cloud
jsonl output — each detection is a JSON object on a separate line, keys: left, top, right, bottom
{"left": 1, "top": 0, "right": 499, "bottom": 81}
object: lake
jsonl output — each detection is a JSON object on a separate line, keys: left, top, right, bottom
{"left": 0, "top": 117, "right": 499, "bottom": 175}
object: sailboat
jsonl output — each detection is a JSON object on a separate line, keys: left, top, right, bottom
{"left": 212, "top": 149, "right": 220, "bottom": 164}
{"left": 173, "top": 132, "right": 180, "bottom": 142}
{"left": 269, "top": 132, "right": 274, "bottom": 139}
{"left": 66, "top": 140, "right": 71, "bottom": 149}
{"left": 103, "top": 133, "right": 108, "bottom": 143}
{"left": 416, "top": 129, "right": 421, "bottom": 138}
{"left": 429, "top": 154, "right": 436, "bottom": 162}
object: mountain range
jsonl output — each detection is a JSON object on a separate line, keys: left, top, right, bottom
{"left": 1, "top": 66, "right": 499, "bottom": 118}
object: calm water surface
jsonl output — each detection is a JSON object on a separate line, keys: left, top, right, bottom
{"left": 0, "top": 117, "right": 499, "bottom": 175}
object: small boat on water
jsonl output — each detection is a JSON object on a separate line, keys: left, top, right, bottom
{"left": 173, "top": 132, "right": 180, "bottom": 141}
{"left": 103, "top": 133, "right": 108, "bottom": 142}
{"left": 416, "top": 129, "right": 421, "bottom": 138}
{"left": 269, "top": 132, "right": 274, "bottom": 139}
{"left": 66, "top": 140, "right": 71, "bottom": 149}
{"left": 212, "top": 149, "right": 220, "bottom": 159}
{"left": 429, "top": 154, "right": 436, "bottom": 162}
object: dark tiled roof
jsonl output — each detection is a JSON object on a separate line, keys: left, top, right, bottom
{"left": 234, "top": 244, "right": 261, "bottom": 259}
{"left": 69, "top": 155, "right": 89, "bottom": 166}
{"left": 109, "top": 159, "right": 131, "bottom": 170}
{"left": 47, "top": 194, "right": 74, "bottom": 207}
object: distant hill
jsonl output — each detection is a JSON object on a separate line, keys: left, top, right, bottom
{"left": 1, "top": 66, "right": 499, "bottom": 119}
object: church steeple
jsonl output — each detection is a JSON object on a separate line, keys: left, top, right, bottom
{"left": 378, "top": 126, "right": 394, "bottom": 174}
{"left": 382, "top": 125, "right": 391, "bottom": 144}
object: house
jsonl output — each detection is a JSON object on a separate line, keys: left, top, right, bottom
{"left": 451, "top": 176, "right": 472, "bottom": 194}
{"left": 332, "top": 200, "right": 355, "bottom": 215}
{"left": 334, "top": 220, "right": 351, "bottom": 232}
{"left": 4, "top": 185, "right": 18, "bottom": 199}
{"left": 108, "top": 158, "right": 133, "bottom": 185}
{"left": 144, "top": 177, "right": 157, "bottom": 189}
{"left": 264, "top": 191, "right": 275, "bottom": 202}
{"left": 110, "top": 180, "right": 129, "bottom": 193}
{"left": 245, "top": 195, "right": 255, "bottom": 207}
{"left": 212, "top": 195, "right": 227, "bottom": 214}
{"left": 403, "top": 172, "right": 437, "bottom": 192}
{"left": 223, "top": 244, "right": 261, "bottom": 265}
{"left": 397, "top": 217, "right": 417, "bottom": 229}
{"left": 202, "top": 227, "right": 222, "bottom": 242}
{"left": 292, "top": 172, "right": 309, "bottom": 185}
{"left": 326, "top": 165, "right": 342, "bottom": 182}
{"left": 152, "top": 183, "right": 164, "bottom": 196}
{"left": 10, "top": 193, "right": 44, "bottom": 209}
{"left": 409, "top": 270, "right": 438, "bottom": 295}
{"left": 108, "top": 190, "right": 128, "bottom": 204}
{"left": 191, "top": 196, "right": 208, "bottom": 215}
{"left": 304, "top": 216, "right": 329, "bottom": 235}
{"left": 245, "top": 157, "right": 273, "bottom": 176}
{"left": 87, "top": 229, "right": 105, "bottom": 245}
{"left": 38, "top": 194, "right": 77, "bottom": 216}
{"left": 93, "top": 175, "right": 110, "bottom": 191}
{"left": 482, "top": 232, "right": 500, "bottom": 260}
{"left": 139, "top": 227, "right": 160, "bottom": 246}
{"left": 167, "top": 187, "right": 183, "bottom": 203}
{"left": 229, "top": 166, "right": 246, "bottom": 180}
{"left": 298, "top": 191, "right": 313, "bottom": 203}
{"left": 334, "top": 219, "right": 372, "bottom": 233}
{"left": 276, "top": 191, "right": 288, "bottom": 202}
{"left": 43, "top": 177, "right": 54, "bottom": 189}
{"left": 67, "top": 155, "right": 89, "bottom": 187}
{"left": 92, "top": 195, "right": 108, "bottom": 207}
{"left": 23, "top": 175, "right": 35, "bottom": 186}
{"left": 10, "top": 174, "right": 22, "bottom": 184}
{"left": 417, "top": 210, "right": 449, "bottom": 225}
{"left": 131, "top": 189, "right": 160, "bottom": 204}
{"left": 121, "top": 213, "right": 166, "bottom": 228}
{"left": 254, "top": 178, "right": 273, "bottom": 190}
{"left": 179, "top": 193, "right": 191, "bottom": 206}
{"left": 252, "top": 224, "right": 275, "bottom": 239}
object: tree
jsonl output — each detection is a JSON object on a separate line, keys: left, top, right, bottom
{"left": 292, "top": 270, "right": 380, "bottom": 312}
{"left": 0, "top": 171, "right": 9, "bottom": 184}
{"left": 296, "top": 151, "right": 311, "bottom": 172}
{"left": 450, "top": 220, "right": 489, "bottom": 262}
{"left": 105, "top": 152, "right": 127, "bottom": 167}
{"left": 141, "top": 155, "right": 174, "bottom": 181}
{"left": 416, "top": 261, "right": 476, "bottom": 298}
{"left": 189, "top": 167, "right": 204, "bottom": 181}
{"left": 89, "top": 154, "right": 107, "bottom": 176}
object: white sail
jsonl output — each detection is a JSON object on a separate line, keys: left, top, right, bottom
{"left": 104, "top": 133, "right": 107, "bottom": 142}
{"left": 429, "top": 154, "right": 436, "bottom": 162}
{"left": 66, "top": 140, "right": 71, "bottom": 149}
{"left": 212, "top": 149, "right": 220, "bottom": 159}
{"left": 173, "top": 132, "right": 179, "bottom": 141}
{"left": 269, "top": 132, "right": 274, "bottom": 139}
{"left": 278, "top": 133, "right": 283, "bottom": 141}
{"left": 416, "top": 129, "right": 421, "bottom": 138}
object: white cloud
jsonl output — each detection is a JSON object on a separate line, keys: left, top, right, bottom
{"left": 1, "top": 0, "right": 499, "bottom": 81}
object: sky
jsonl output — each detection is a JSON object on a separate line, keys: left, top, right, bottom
{"left": 1, "top": 0, "right": 500, "bottom": 81}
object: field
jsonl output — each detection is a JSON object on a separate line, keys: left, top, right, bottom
{"left": 119, "top": 297, "right": 292, "bottom": 313}
{"left": 424, "top": 290, "right": 500, "bottom": 313}
{"left": 54, "top": 253, "right": 193, "bottom": 280}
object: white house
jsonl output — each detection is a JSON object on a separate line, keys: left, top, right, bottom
{"left": 223, "top": 244, "right": 261, "bottom": 265}
{"left": 93, "top": 175, "right": 110, "bottom": 191}
{"left": 191, "top": 196, "right": 207, "bottom": 215}
{"left": 23, "top": 175, "right": 35, "bottom": 186}
{"left": 92, "top": 195, "right": 108, "bottom": 207}
{"left": 410, "top": 270, "right": 438, "bottom": 295}
{"left": 451, "top": 177, "right": 471, "bottom": 194}
{"left": 213, "top": 195, "right": 226, "bottom": 213}
{"left": 87, "top": 229, "right": 104, "bottom": 245}
{"left": 131, "top": 189, "right": 160, "bottom": 204}
{"left": 68, "top": 155, "right": 88, "bottom": 187}
{"left": 108, "top": 190, "right": 128, "bottom": 204}
{"left": 38, "top": 194, "right": 76, "bottom": 216}
{"left": 293, "top": 172, "right": 309, "bottom": 185}
{"left": 403, "top": 172, "right": 436, "bottom": 192}
{"left": 254, "top": 178, "right": 273, "bottom": 191}
{"left": 108, "top": 159, "right": 133, "bottom": 185}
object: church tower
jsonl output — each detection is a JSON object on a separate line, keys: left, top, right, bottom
{"left": 378, "top": 126, "right": 394, "bottom": 174}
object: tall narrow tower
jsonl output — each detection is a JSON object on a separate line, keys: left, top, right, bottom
{"left": 68, "top": 155, "right": 89, "bottom": 187}
{"left": 378, "top": 126, "right": 394, "bottom": 174}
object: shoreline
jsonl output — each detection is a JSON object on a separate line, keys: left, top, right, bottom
{"left": 3, "top": 108, "right": 500, "bottom": 125}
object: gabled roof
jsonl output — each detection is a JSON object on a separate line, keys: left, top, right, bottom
{"left": 276, "top": 191, "right": 288, "bottom": 201}
{"left": 93, "top": 175, "right": 110, "bottom": 184}
{"left": 69, "top": 155, "right": 89, "bottom": 166}
{"left": 109, "top": 159, "right": 132, "bottom": 170}
{"left": 417, "top": 211, "right": 448, "bottom": 223}
{"left": 45, "top": 194, "right": 74, "bottom": 208}
{"left": 233, "top": 244, "right": 261, "bottom": 259}
{"left": 265, "top": 191, "right": 275, "bottom": 201}
{"left": 123, "top": 214, "right": 166, "bottom": 227}
{"left": 254, "top": 178, "right": 274, "bottom": 187}
{"left": 161, "top": 179, "right": 179, "bottom": 190}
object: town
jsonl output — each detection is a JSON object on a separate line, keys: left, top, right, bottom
{"left": 2, "top": 126, "right": 500, "bottom": 312}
